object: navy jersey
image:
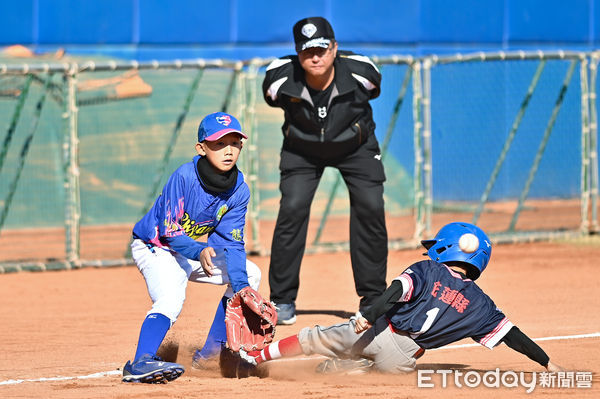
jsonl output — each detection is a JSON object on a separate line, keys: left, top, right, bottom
{"left": 387, "top": 260, "right": 513, "bottom": 350}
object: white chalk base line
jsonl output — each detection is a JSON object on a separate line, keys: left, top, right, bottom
{"left": 1, "top": 331, "right": 598, "bottom": 385}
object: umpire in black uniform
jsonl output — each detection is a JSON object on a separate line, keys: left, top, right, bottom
{"left": 262, "top": 16, "right": 388, "bottom": 324}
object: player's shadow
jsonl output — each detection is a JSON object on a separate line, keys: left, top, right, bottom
{"left": 296, "top": 309, "right": 355, "bottom": 319}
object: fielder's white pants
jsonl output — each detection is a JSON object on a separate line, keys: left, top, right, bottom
{"left": 131, "top": 238, "right": 261, "bottom": 323}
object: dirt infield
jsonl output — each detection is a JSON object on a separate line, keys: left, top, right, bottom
{"left": 1, "top": 237, "right": 599, "bottom": 398}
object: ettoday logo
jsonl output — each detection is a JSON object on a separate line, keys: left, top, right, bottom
{"left": 417, "top": 369, "right": 593, "bottom": 393}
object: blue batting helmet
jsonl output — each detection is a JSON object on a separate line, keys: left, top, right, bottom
{"left": 421, "top": 222, "right": 492, "bottom": 280}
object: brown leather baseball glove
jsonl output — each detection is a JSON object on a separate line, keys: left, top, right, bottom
{"left": 224, "top": 286, "right": 277, "bottom": 352}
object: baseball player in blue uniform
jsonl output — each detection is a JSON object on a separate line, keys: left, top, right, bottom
{"left": 122, "top": 112, "right": 262, "bottom": 383}
{"left": 242, "top": 222, "right": 562, "bottom": 374}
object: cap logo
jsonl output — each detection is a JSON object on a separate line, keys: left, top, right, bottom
{"left": 301, "top": 23, "right": 317, "bottom": 38}
{"left": 301, "top": 37, "right": 331, "bottom": 51}
{"left": 216, "top": 115, "right": 232, "bottom": 126}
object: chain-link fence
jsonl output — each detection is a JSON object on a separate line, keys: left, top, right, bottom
{"left": 0, "top": 50, "right": 597, "bottom": 271}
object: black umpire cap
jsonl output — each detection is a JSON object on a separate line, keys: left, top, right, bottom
{"left": 293, "top": 17, "right": 335, "bottom": 53}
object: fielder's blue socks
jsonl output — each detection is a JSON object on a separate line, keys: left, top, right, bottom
{"left": 198, "top": 296, "right": 228, "bottom": 358}
{"left": 133, "top": 313, "right": 171, "bottom": 362}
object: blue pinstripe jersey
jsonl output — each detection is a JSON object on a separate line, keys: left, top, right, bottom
{"left": 387, "top": 260, "right": 513, "bottom": 350}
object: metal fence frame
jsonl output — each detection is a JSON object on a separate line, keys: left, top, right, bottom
{"left": 418, "top": 50, "right": 599, "bottom": 244}
{"left": 0, "top": 50, "right": 598, "bottom": 272}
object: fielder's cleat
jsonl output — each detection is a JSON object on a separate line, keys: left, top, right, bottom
{"left": 315, "top": 357, "right": 374, "bottom": 375}
{"left": 122, "top": 354, "right": 185, "bottom": 383}
{"left": 274, "top": 302, "right": 296, "bottom": 325}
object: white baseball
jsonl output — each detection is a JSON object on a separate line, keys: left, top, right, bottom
{"left": 458, "top": 233, "right": 479, "bottom": 253}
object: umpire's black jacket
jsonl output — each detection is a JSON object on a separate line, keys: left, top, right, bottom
{"left": 262, "top": 50, "right": 382, "bottom": 160}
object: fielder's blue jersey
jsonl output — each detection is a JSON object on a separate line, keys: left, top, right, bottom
{"left": 132, "top": 154, "right": 250, "bottom": 291}
{"left": 387, "top": 260, "right": 513, "bottom": 350}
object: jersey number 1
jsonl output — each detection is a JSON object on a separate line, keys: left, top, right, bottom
{"left": 410, "top": 307, "right": 440, "bottom": 339}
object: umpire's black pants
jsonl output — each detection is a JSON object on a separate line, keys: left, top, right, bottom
{"left": 269, "top": 134, "right": 388, "bottom": 311}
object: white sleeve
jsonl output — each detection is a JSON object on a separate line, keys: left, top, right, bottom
{"left": 393, "top": 273, "right": 414, "bottom": 302}
{"left": 478, "top": 317, "right": 515, "bottom": 349}
{"left": 345, "top": 54, "right": 380, "bottom": 72}
{"left": 265, "top": 77, "right": 288, "bottom": 101}
{"left": 266, "top": 58, "right": 292, "bottom": 71}
{"left": 352, "top": 73, "right": 377, "bottom": 91}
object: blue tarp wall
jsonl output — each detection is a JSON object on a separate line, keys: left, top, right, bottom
{"left": 1, "top": 0, "right": 598, "bottom": 59}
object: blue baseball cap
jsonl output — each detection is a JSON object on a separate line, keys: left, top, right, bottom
{"left": 197, "top": 112, "right": 247, "bottom": 142}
